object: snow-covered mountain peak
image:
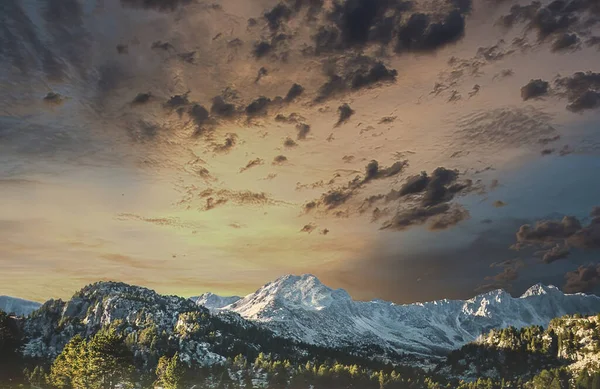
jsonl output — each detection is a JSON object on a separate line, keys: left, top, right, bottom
{"left": 519, "top": 283, "right": 560, "bottom": 298}
{"left": 191, "top": 293, "right": 241, "bottom": 311}
{"left": 225, "top": 274, "right": 351, "bottom": 318}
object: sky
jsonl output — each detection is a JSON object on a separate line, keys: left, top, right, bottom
{"left": 2, "top": 0, "right": 600, "bottom": 303}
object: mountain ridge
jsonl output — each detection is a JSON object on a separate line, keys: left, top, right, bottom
{"left": 194, "top": 274, "right": 600, "bottom": 360}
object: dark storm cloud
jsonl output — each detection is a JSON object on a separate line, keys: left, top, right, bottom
{"left": 296, "top": 123, "right": 311, "bottom": 140}
{"left": 552, "top": 32, "right": 581, "bottom": 51}
{"left": 212, "top": 133, "right": 238, "bottom": 153}
{"left": 336, "top": 104, "right": 355, "bottom": 126}
{"left": 564, "top": 264, "right": 600, "bottom": 294}
{"left": 264, "top": 3, "right": 294, "bottom": 32}
{"left": 240, "top": 158, "right": 264, "bottom": 173}
{"left": 253, "top": 41, "right": 274, "bottom": 58}
{"left": 284, "top": 84, "right": 305, "bottom": 102}
{"left": 521, "top": 79, "right": 550, "bottom": 100}
{"left": 119, "top": 0, "right": 193, "bottom": 12}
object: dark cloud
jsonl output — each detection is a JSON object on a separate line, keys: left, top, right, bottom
{"left": 43, "top": 92, "right": 64, "bottom": 105}
{"left": 336, "top": 103, "right": 355, "bottom": 126}
{"left": 151, "top": 40, "right": 175, "bottom": 51}
{"left": 521, "top": 79, "right": 550, "bottom": 100}
{"left": 379, "top": 116, "right": 396, "bottom": 124}
{"left": 320, "top": 228, "right": 330, "bottom": 235}
{"left": 265, "top": 3, "right": 294, "bottom": 32}
{"left": 275, "top": 113, "right": 305, "bottom": 123}
{"left": 120, "top": 0, "right": 193, "bottom": 12}
{"left": 212, "top": 133, "right": 238, "bottom": 153}
{"left": 552, "top": 32, "right": 580, "bottom": 51}
{"left": 164, "top": 92, "right": 191, "bottom": 110}
{"left": 537, "top": 244, "right": 570, "bottom": 264}
{"left": 485, "top": 267, "right": 519, "bottom": 283}
{"left": 300, "top": 223, "right": 317, "bottom": 233}
{"left": 428, "top": 206, "right": 471, "bottom": 230}
{"left": 385, "top": 167, "right": 465, "bottom": 207}
{"left": 541, "top": 148, "right": 555, "bottom": 155}
{"left": 493, "top": 200, "right": 507, "bottom": 208}
{"left": 350, "top": 62, "right": 398, "bottom": 90}
{"left": 240, "top": 158, "right": 264, "bottom": 173}
{"left": 116, "top": 44, "right": 128, "bottom": 54}
{"left": 272, "top": 155, "right": 288, "bottom": 165}
{"left": 131, "top": 92, "right": 153, "bottom": 105}
{"left": 564, "top": 264, "right": 600, "bottom": 294}
{"left": 253, "top": 41, "right": 274, "bottom": 58}
{"left": 246, "top": 96, "right": 272, "bottom": 117}
{"left": 554, "top": 71, "right": 600, "bottom": 112}
{"left": 296, "top": 123, "right": 311, "bottom": 140}
{"left": 396, "top": 10, "right": 467, "bottom": 53}
{"left": 315, "top": 56, "right": 398, "bottom": 101}
{"left": 188, "top": 104, "right": 211, "bottom": 135}
{"left": 284, "top": 83, "right": 305, "bottom": 102}
{"left": 381, "top": 203, "right": 451, "bottom": 231}
{"left": 211, "top": 96, "right": 238, "bottom": 118}
{"left": 514, "top": 207, "right": 600, "bottom": 252}
{"left": 363, "top": 160, "right": 408, "bottom": 182}
{"left": 284, "top": 137, "right": 298, "bottom": 147}
{"left": 255, "top": 67, "right": 268, "bottom": 83}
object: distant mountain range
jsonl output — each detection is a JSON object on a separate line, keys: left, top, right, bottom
{"left": 5, "top": 274, "right": 600, "bottom": 364}
{"left": 192, "top": 274, "right": 600, "bottom": 360}
{"left": 0, "top": 296, "right": 41, "bottom": 316}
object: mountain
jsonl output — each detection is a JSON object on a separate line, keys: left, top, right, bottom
{"left": 0, "top": 296, "right": 41, "bottom": 316}
{"left": 197, "top": 274, "right": 600, "bottom": 360}
{"left": 190, "top": 293, "right": 241, "bottom": 311}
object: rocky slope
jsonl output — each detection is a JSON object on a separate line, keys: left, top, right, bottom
{"left": 198, "top": 275, "right": 600, "bottom": 360}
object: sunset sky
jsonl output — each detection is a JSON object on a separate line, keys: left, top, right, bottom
{"left": 2, "top": 0, "right": 600, "bottom": 303}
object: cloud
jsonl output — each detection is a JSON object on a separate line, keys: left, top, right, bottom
{"left": 245, "top": 96, "right": 272, "bottom": 117}
{"left": 380, "top": 203, "right": 451, "bottom": 231}
{"left": 396, "top": 10, "right": 466, "bottom": 53}
{"left": 300, "top": 223, "right": 317, "bottom": 233}
{"left": 119, "top": 0, "right": 193, "bottom": 12}
{"left": 178, "top": 188, "right": 281, "bottom": 211}
{"left": 211, "top": 96, "right": 238, "bottom": 118}
{"left": 564, "top": 265, "right": 600, "bottom": 294}
{"left": 275, "top": 112, "right": 305, "bottom": 123}
{"left": 272, "top": 155, "right": 288, "bottom": 165}
{"left": 212, "top": 133, "right": 238, "bottom": 153}
{"left": 283, "top": 137, "right": 298, "bottom": 148}
{"left": 336, "top": 103, "right": 355, "bottom": 126}
{"left": 521, "top": 79, "right": 550, "bottom": 100}
{"left": 493, "top": 200, "right": 507, "bottom": 208}
{"left": 284, "top": 83, "right": 305, "bottom": 102}
{"left": 43, "top": 92, "right": 64, "bottom": 105}
{"left": 164, "top": 92, "right": 191, "bottom": 110}
{"left": 188, "top": 103, "right": 211, "bottom": 135}
{"left": 255, "top": 67, "right": 268, "bottom": 83}
{"left": 240, "top": 158, "right": 264, "bottom": 173}
{"left": 296, "top": 123, "right": 311, "bottom": 140}
{"left": 513, "top": 207, "right": 600, "bottom": 251}
{"left": 536, "top": 244, "right": 570, "bottom": 264}
{"left": 315, "top": 56, "right": 398, "bottom": 101}
{"left": 131, "top": 92, "right": 153, "bottom": 105}
{"left": 552, "top": 32, "right": 580, "bottom": 52}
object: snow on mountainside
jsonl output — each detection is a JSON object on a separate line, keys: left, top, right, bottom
{"left": 0, "top": 296, "right": 41, "bottom": 316}
{"left": 191, "top": 293, "right": 241, "bottom": 311}
{"left": 198, "top": 274, "right": 600, "bottom": 359}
